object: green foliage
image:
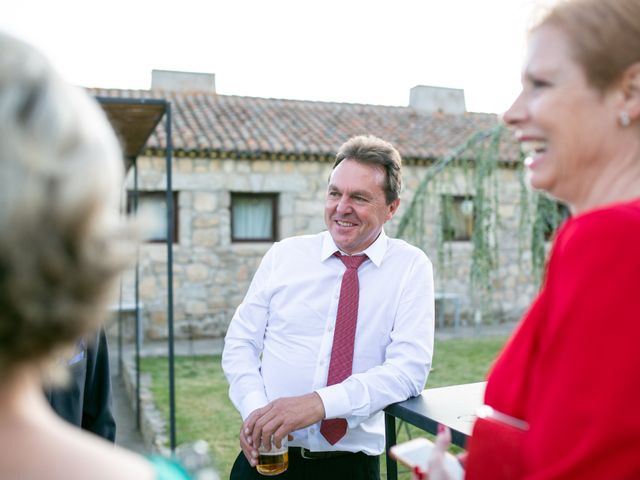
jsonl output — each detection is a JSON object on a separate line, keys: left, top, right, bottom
{"left": 530, "top": 194, "right": 571, "bottom": 283}
{"left": 397, "top": 126, "right": 568, "bottom": 316}
{"left": 428, "top": 337, "right": 507, "bottom": 387}
{"left": 141, "top": 336, "right": 507, "bottom": 480}
{"left": 468, "top": 127, "right": 501, "bottom": 313}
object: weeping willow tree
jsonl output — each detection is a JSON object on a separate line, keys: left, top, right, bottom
{"left": 397, "top": 125, "right": 567, "bottom": 323}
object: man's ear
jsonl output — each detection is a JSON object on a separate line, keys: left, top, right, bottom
{"left": 387, "top": 198, "right": 401, "bottom": 220}
{"left": 620, "top": 62, "right": 640, "bottom": 121}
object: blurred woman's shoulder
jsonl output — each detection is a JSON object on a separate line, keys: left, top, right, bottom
{"left": 3, "top": 418, "right": 157, "bottom": 480}
{"left": 578, "top": 197, "right": 640, "bottom": 223}
{"left": 556, "top": 197, "right": 640, "bottom": 247}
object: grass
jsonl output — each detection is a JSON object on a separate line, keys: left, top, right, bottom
{"left": 141, "top": 335, "right": 507, "bottom": 479}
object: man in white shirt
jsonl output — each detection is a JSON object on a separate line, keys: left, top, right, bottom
{"left": 222, "top": 135, "right": 435, "bottom": 479}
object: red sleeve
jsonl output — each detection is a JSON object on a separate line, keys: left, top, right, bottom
{"left": 522, "top": 207, "right": 640, "bottom": 479}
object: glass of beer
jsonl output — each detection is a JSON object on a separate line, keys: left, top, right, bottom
{"left": 256, "top": 436, "right": 288, "bottom": 476}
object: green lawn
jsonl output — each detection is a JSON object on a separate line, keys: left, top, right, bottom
{"left": 141, "top": 335, "right": 507, "bottom": 479}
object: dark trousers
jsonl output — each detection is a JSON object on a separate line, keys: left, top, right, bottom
{"left": 230, "top": 450, "right": 380, "bottom": 480}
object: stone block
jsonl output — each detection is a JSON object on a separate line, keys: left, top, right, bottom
{"left": 279, "top": 216, "right": 294, "bottom": 238}
{"left": 176, "top": 159, "right": 193, "bottom": 172}
{"left": 137, "top": 157, "right": 153, "bottom": 169}
{"left": 139, "top": 277, "right": 158, "bottom": 299}
{"left": 147, "top": 245, "right": 169, "bottom": 262}
{"left": 251, "top": 160, "right": 272, "bottom": 172}
{"left": 186, "top": 264, "right": 209, "bottom": 282}
{"left": 228, "top": 176, "right": 250, "bottom": 190}
{"left": 295, "top": 200, "right": 322, "bottom": 216}
{"left": 222, "top": 159, "right": 234, "bottom": 173}
{"left": 193, "top": 192, "right": 217, "bottom": 212}
{"left": 235, "top": 264, "right": 249, "bottom": 282}
{"left": 236, "top": 161, "right": 251, "bottom": 173}
{"left": 152, "top": 158, "right": 167, "bottom": 171}
{"left": 192, "top": 214, "right": 219, "bottom": 228}
{"left": 180, "top": 191, "right": 192, "bottom": 207}
{"left": 193, "top": 228, "right": 217, "bottom": 247}
{"left": 264, "top": 175, "right": 307, "bottom": 191}
{"left": 149, "top": 310, "right": 166, "bottom": 328}
{"left": 298, "top": 162, "right": 320, "bottom": 174}
{"left": 207, "top": 298, "right": 227, "bottom": 310}
{"left": 185, "top": 301, "right": 208, "bottom": 315}
{"left": 152, "top": 263, "right": 167, "bottom": 275}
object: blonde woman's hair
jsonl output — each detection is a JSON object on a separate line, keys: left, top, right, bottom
{"left": 333, "top": 135, "right": 403, "bottom": 204}
{"left": 0, "top": 32, "right": 136, "bottom": 380}
{"left": 535, "top": 0, "right": 640, "bottom": 91}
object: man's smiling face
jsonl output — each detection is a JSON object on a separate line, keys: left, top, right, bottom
{"left": 324, "top": 158, "right": 399, "bottom": 254}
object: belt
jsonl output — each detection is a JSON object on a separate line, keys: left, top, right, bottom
{"left": 289, "top": 447, "right": 355, "bottom": 460}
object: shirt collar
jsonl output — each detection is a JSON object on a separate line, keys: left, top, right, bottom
{"left": 320, "top": 229, "right": 388, "bottom": 267}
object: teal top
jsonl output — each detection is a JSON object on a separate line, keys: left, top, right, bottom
{"left": 148, "top": 455, "right": 191, "bottom": 480}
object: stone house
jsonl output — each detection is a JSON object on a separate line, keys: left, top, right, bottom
{"left": 94, "top": 70, "right": 532, "bottom": 340}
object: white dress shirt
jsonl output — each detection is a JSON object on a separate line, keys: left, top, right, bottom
{"left": 222, "top": 229, "right": 434, "bottom": 455}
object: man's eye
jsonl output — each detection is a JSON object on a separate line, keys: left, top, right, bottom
{"left": 328, "top": 191, "right": 339, "bottom": 197}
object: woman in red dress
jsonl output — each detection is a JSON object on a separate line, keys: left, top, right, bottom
{"left": 429, "top": 0, "right": 640, "bottom": 478}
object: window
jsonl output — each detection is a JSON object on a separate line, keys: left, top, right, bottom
{"left": 127, "top": 191, "right": 178, "bottom": 243}
{"left": 231, "top": 193, "right": 278, "bottom": 242}
{"left": 441, "top": 195, "right": 474, "bottom": 242}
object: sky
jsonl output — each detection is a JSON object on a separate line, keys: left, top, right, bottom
{"left": 1, "top": 0, "right": 550, "bottom": 114}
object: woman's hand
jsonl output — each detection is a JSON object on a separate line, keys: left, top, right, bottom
{"left": 425, "top": 425, "right": 455, "bottom": 480}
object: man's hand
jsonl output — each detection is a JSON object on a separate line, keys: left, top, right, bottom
{"left": 243, "top": 392, "right": 326, "bottom": 453}
{"left": 239, "top": 407, "right": 265, "bottom": 467}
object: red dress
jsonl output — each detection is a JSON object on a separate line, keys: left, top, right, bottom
{"left": 475, "top": 198, "right": 640, "bottom": 479}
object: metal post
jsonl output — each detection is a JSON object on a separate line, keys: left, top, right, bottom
{"left": 165, "top": 102, "right": 177, "bottom": 452}
{"left": 133, "top": 159, "right": 142, "bottom": 430}
{"left": 117, "top": 178, "right": 129, "bottom": 379}
{"left": 385, "top": 412, "right": 398, "bottom": 480}
{"left": 118, "top": 278, "right": 124, "bottom": 378}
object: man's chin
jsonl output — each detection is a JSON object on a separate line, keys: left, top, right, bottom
{"left": 331, "top": 234, "right": 354, "bottom": 253}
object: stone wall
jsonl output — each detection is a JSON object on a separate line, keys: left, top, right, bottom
{"left": 122, "top": 155, "right": 537, "bottom": 340}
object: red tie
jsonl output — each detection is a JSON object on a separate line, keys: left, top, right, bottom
{"left": 320, "top": 252, "right": 368, "bottom": 445}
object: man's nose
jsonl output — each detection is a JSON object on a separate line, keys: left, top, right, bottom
{"left": 336, "top": 196, "right": 353, "bottom": 213}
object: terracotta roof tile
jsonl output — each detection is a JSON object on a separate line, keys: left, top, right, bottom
{"left": 90, "top": 88, "right": 519, "bottom": 161}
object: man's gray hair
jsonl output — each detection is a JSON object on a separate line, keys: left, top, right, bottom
{"left": 333, "top": 135, "right": 402, "bottom": 204}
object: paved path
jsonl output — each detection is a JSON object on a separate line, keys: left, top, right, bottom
{"left": 435, "top": 319, "right": 517, "bottom": 340}
{"left": 110, "top": 352, "right": 147, "bottom": 454}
